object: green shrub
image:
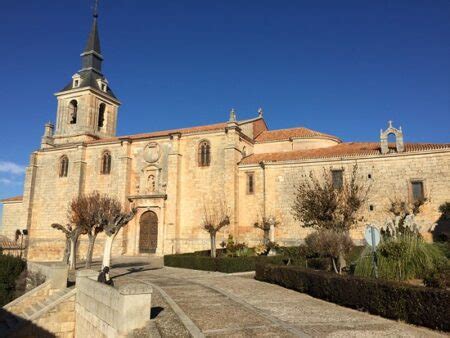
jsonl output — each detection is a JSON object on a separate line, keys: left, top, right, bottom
{"left": 354, "top": 233, "right": 447, "bottom": 281}
{"left": 256, "top": 263, "right": 450, "bottom": 331}
{"left": 423, "top": 263, "right": 450, "bottom": 289}
{"left": 0, "top": 254, "right": 27, "bottom": 306}
{"left": 164, "top": 254, "right": 284, "bottom": 273}
{"left": 434, "top": 242, "right": 450, "bottom": 259}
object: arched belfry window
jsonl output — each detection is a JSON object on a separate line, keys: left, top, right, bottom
{"left": 98, "top": 103, "right": 106, "bottom": 130}
{"left": 59, "top": 156, "right": 69, "bottom": 177}
{"left": 101, "top": 151, "right": 111, "bottom": 175}
{"left": 68, "top": 100, "right": 78, "bottom": 124}
{"left": 198, "top": 140, "right": 211, "bottom": 167}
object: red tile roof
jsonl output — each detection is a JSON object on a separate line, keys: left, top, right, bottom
{"left": 0, "top": 195, "right": 23, "bottom": 203}
{"left": 88, "top": 122, "right": 229, "bottom": 144}
{"left": 255, "top": 127, "right": 341, "bottom": 143}
{"left": 241, "top": 142, "right": 450, "bottom": 164}
{"left": 0, "top": 236, "right": 22, "bottom": 250}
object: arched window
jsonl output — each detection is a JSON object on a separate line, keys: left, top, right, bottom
{"left": 68, "top": 100, "right": 78, "bottom": 124}
{"left": 101, "top": 151, "right": 111, "bottom": 175}
{"left": 198, "top": 140, "right": 211, "bottom": 167}
{"left": 59, "top": 156, "right": 69, "bottom": 177}
{"left": 98, "top": 103, "right": 106, "bottom": 130}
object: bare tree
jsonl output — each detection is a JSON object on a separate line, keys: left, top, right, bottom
{"left": 201, "top": 200, "right": 230, "bottom": 258}
{"left": 101, "top": 206, "right": 137, "bottom": 269}
{"left": 292, "top": 165, "right": 369, "bottom": 232}
{"left": 254, "top": 214, "right": 279, "bottom": 244}
{"left": 69, "top": 192, "right": 104, "bottom": 268}
{"left": 51, "top": 223, "right": 84, "bottom": 270}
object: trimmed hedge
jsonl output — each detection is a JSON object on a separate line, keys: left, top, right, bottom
{"left": 164, "top": 254, "right": 285, "bottom": 273}
{"left": 256, "top": 264, "right": 450, "bottom": 331}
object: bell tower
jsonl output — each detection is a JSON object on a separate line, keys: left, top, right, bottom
{"left": 50, "top": 4, "right": 120, "bottom": 145}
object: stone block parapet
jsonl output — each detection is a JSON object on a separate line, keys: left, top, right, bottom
{"left": 27, "top": 261, "right": 69, "bottom": 289}
{"left": 75, "top": 269, "right": 152, "bottom": 337}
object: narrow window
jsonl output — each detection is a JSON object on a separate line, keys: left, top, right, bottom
{"left": 101, "top": 151, "right": 111, "bottom": 175}
{"left": 331, "top": 170, "right": 343, "bottom": 189}
{"left": 411, "top": 181, "right": 424, "bottom": 202}
{"left": 68, "top": 100, "right": 78, "bottom": 124}
{"left": 369, "top": 205, "right": 374, "bottom": 211}
{"left": 59, "top": 156, "right": 69, "bottom": 177}
{"left": 98, "top": 103, "right": 106, "bottom": 130}
{"left": 74, "top": 79, "right": 79, "bottom": 87}
{"left": 247, "top": 172, "right": 255, "bottom": 194}
{"left": 198, "top": 141, "right": 211, "bottom": 167}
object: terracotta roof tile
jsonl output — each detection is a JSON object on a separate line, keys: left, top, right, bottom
{"left": 0, "top": 195, "right": 23, "bottom": 203}
{"left": 0, "top": 236, "right": 22, "bottom": 250}
{"left": 87, "top": 122, "right": 229, "bottom": 144}
{"left": 241, "top": 142, "right": 450, "bottom": 165}
{"left": 255, "top": 127, "right": 341, "bottom": 143}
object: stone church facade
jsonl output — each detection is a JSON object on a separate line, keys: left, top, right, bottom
{"left": 1, "top": 14, "right": 450, "bottom": 262}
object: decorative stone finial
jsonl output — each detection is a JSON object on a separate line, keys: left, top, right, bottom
{"left": 388, "top": 120, "right": 393, "bottom": 128}
{"left": 229, "top": 108, "right": 236, "bottom": 122}
{"left": 258, "top": 107, "right": 263, "bottom": 117}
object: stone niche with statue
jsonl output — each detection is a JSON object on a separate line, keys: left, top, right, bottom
{"left": 134, "top": 141, "right": 171, "bottom": 196}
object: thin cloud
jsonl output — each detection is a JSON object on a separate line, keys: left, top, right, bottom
{"left": 0, "top": 161, "right": 26, "bottom": 175}
{"left": 0, "top": 178, "right": 23, "bottom": 186}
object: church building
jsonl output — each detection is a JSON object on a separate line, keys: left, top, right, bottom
{"left": 1, "top": 12, "right": 449, "bottom": 262}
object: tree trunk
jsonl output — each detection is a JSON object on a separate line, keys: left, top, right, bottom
{"left": 85, "top": 233, "right": 96, "bottom": 269}
{"left": 69, "top": 238, "right": 77, "bottom": 270}
{"left": 63, "top": 238, "right": 70, "bottom": 264}
{"left": 210, "top": 233, "right": 216, "bottom": 258}
{"left": 263, "top": 229, "right": 270, "bottom": 244}
{"left": 102, "top": 234, "right": 115, "bottom": 269}
{"left": 338, "top": 253, "right": 346, "bottom": 274}
{"left": 331, "top": 257, "right": 339, "bottom": 274}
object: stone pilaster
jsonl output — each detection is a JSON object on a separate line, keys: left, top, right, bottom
{"left": 165, "top": 133, "right": 182, "bottom": 253}
{"left": 22, "top": 152, "right": 38, "bottom": 259}
{"left": 224, "top": 121, "right": 241, "bottom": 239}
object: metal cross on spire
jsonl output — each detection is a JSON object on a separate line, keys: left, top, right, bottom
{"left": 93, "top": 0, "right": 100, "bottom": 18}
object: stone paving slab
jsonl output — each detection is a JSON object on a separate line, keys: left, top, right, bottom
{"left": 110, "top": 266, "right": 448, "bottom": 337}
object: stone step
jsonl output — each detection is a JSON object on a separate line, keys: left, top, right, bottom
{"left": 30, "top": 301, "right": 46, "bottom": 313}
{"left": 21, "top": 288, "right": 72, "bottom": 319}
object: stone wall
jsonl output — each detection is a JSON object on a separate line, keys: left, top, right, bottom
{"left": 75, "top": 270, "right": 152, "bottom": 337}
{"left": 0, "top": 201, "right": 23, "bottom": 239}
{"left": 238, "top": 150, "right": 450, "bottom": 245}
{"left": 2, "top": 116, "right": 449, "bottom": 260}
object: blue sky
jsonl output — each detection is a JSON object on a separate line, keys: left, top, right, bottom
{"left": 0, "top": 0, "right": 449, "bottom": 214}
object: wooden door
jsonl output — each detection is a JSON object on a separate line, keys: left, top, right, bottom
{"left": 139, "top": 211, "right": 158, "bottom": 253}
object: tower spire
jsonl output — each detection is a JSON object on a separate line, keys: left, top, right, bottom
{"left": 80, "top": 0, "right": 103, "bottom": 74}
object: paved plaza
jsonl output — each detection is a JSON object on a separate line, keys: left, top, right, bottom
{"left": 106, "top": 262, "right": 446, "bottom": 337}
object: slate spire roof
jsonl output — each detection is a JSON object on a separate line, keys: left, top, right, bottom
{"left": 83, "top": 14, "right": 101, "bottom": 56}
{"left": 59, "top": 9, "right": 118, "bottom": 100}
{"left": 80, "top": 13, "right": 103, "bottom": 74}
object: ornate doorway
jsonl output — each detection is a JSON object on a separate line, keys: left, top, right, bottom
{"left": 139, "top": 211, "right": 158, "bottom": 253}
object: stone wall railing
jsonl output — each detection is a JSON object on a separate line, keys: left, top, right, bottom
{"left": 75, "top": 270, "right": 153, "bottom": 338}
{"left": 27, "top": 261, "right": 69, "bottom": 289}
